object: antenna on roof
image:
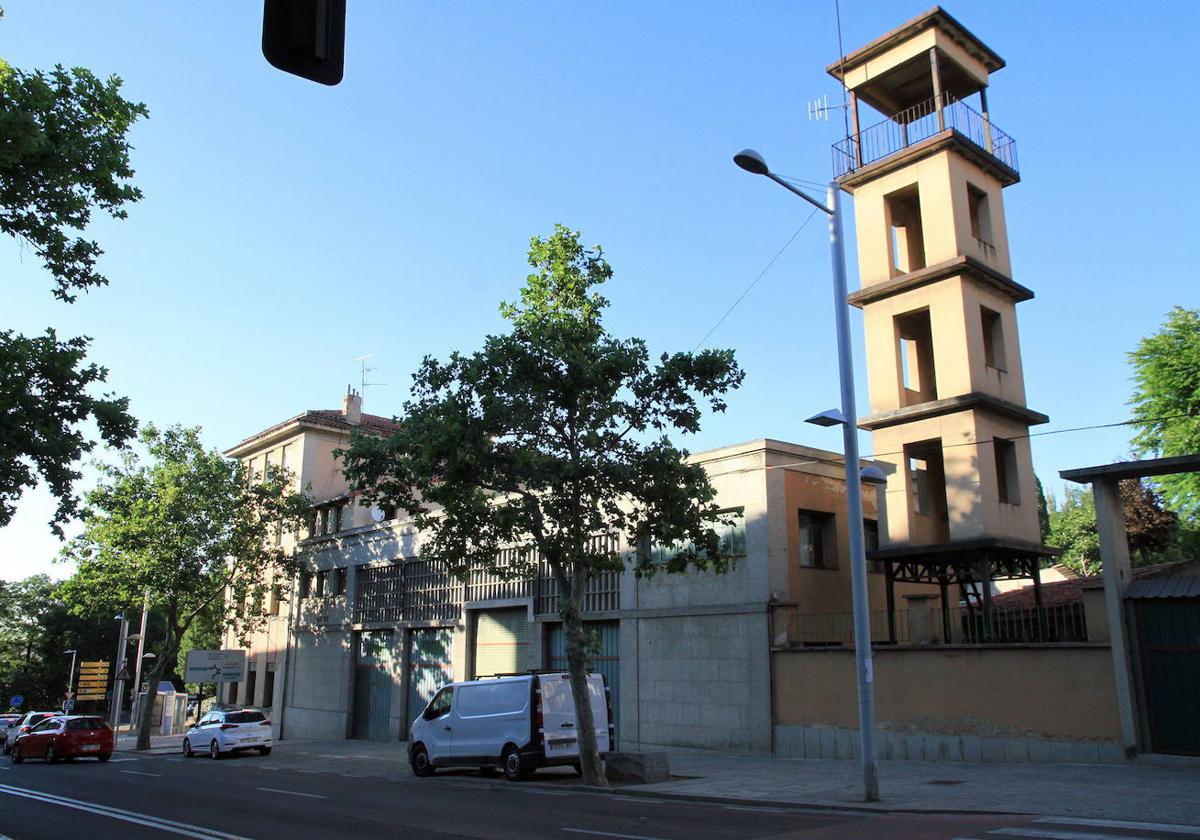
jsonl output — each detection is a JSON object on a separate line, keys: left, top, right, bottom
{"left": 352, "top": 354, "right": 387, "bottom": 403}
{"left": 808, "top": 93, "right": 848, "bottom": 122}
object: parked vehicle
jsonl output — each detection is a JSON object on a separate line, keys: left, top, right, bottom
{"left": 182, "top": 708, "right": 272, "bottom": 759}
{"left": 10, "top": 716, "right": 113, "bottom": 763}
{"left": 408, "top": 671, "right": 612, "bottom": 781}
{"left": 3, "top": 711, "right": 58, "bottom": 755}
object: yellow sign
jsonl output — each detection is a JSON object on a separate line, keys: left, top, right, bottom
{"left": 75, "top": 693, "right": 107, "bottom": 701}
{"left": 77, "top": 679, "right": 108, "bottom": 688}
{"left": 79, "top": 660, "right": 109, "bottom": 668}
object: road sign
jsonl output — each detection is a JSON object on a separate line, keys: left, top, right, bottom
{"left": 184, "top": 650, "right": 246, "bottom": 683}
{"left": 9, "top": 695, "right": 23, "bottom": 708}
{"left": 78, "top": 661, "right": 109, "bottom": 672}
{"left": 62, "top": 698, "right": 75, "bottom": 712}
{"left": 75, "top": 693, "right": 106, "bottom": 701}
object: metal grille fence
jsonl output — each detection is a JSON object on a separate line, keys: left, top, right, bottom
{"left": 787, "top": 610, "right": 907, "bottom": 646}
{"left": 534, "top": 534, "right": 622, "bottom": 616}
{"left": 354, "top": 563, "right": 405, "bottom": 624}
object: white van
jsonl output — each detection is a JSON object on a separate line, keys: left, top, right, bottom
{"left": 408, "top": 672, "right": 612, "bottom": 780}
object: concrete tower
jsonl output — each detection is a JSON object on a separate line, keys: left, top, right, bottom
{"left": 829, "top": 7, "right": 1052, "bottom": 635}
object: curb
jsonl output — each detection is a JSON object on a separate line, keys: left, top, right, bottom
{"left": 579, "top": 783, "right": 1033, "bottom": 818}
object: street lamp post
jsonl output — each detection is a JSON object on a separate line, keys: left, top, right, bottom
{"left": 733, "top": 148, "right": 880, "bottom": 802}
{"left": 62, "top": 649, "right": 78, "bottom": 712}
{"left": 111, "top": 614, "right": 129, "bottom": 728}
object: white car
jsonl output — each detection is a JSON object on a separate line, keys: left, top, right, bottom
{"left": 3, "top": 712, "right": 58, "bottom": 755}
{"left": 182, "top": 709, "right": 272, "bottom": 759}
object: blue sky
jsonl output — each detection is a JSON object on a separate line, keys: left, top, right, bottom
{"left": 3, "top": 1, "right": 1197, "bottom": 580}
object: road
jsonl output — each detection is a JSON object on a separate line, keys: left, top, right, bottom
{"left": 0, "top": 750, "right": 1196, "bottom": 840}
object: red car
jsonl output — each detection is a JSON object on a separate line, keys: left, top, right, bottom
{"left": 11, "top": 715, "right": 113, "bottom": 763}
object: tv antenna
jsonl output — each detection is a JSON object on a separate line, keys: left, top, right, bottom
{"left": 352, "top": 354, "right": 387, "bottom": 401}
{"left": 808, "top": 94, "right": 848, "bottom": 123}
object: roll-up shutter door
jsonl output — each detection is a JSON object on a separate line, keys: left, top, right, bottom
{"left": 473, "top": 608, "right": 529, "bottom": 679}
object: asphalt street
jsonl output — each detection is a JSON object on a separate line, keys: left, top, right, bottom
{"left": 0, "top": 750, "right": 1196, "bottom": 840}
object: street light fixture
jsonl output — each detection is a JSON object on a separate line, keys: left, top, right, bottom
{"left": 734, "top": 148, "right": 880, "bottom": 802}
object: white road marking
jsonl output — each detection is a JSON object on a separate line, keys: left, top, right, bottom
{"left": 0, "top": 782, "right": 252, "bottom": 839}
{"left": 1036, "top": 817, "right": 1200, "bottom": 836}
{"left": 108, "top": 757, "right": 139, "bottom": 763}
{"left": 120, "top": 769, "right": 162, "bottom": 777}
{"left": 166, "top": 758, "right": 183, "bottom": 763}
{"left": 993, "top": 828, "right": 1172, "bottom": 840}
{"left": 562, "top": 830, "right": 671, "bottom": 840}
{"left": 256, "top": 786, "right": 327, "bottom": 800}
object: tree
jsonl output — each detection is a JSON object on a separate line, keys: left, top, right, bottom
{"left": 1129, "top": 306, "right": 1200, "bottom": 523}
{"left": 0, "top": 575, "right": 119, "bottom": 711}
{"left": 1046, "top": 480, "right": 1178, "bottom": 575}
{"left": 0, "top": 45, "right": 147, "bottom": 532}
{"left": 1035, "top": 475, "right": 1051, "bottom": 543}
{"left": 341, "top": 225, "right": 744, "bottom": 786}
{"left": 61, "top": 425, "right": 310, "bottom": 749}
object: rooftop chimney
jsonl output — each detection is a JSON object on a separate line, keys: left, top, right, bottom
{"left": 343, "top": 386, "right": 362, "bottom": 426}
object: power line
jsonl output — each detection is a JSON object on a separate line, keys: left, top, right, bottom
{"left": 693, "top": 208, "right": 821, "bottom": 351}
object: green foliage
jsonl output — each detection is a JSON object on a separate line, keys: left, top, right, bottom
{"left": 1047, "top": 480, "right": 1180, "bottom": 576}
{"left": 0, "top": 575, "right": 120, "bottom": 710}
{"left": 0, "top": 59, "right": 147, "bottom": 301}
{"left": 0, "top": 44, "right": 147, "bottom": 533}
{"left": 61, "top": 424, "right": 310, "bottom": 747}
{"left": 341, "top": 225, "right": 744, "bottom": 784}
{"left": 1047, "top": 487, "right": 1101, "bottom": 576}
{"left": 1129, "top": 306, "right": 1200, "bottom": 523}
{"left": 0, "top": 329, "right": 135, "bottom": 534}
{"left": 1035, "top": 475, "right": 1051, "bottom": 543}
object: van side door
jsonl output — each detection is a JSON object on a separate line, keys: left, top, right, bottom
{"left": 420, "top": 686, "right": 454, "bottom": 762}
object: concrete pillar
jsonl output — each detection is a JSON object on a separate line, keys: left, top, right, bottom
{"left": 1093, "top": 478, "right": 1139, "bottom": 757}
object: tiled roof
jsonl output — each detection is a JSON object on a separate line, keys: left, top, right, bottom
{"left": 991, "top": 559, "right": 1199, "bottom": 610}
{"left": 225, "top": 409, "right": 400, "bottom": 454}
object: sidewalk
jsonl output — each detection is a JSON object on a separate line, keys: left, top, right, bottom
{"left": 114, "top": 730, "right": 182, "bottom": 754}
{"left": 249, "top": 739, "right": 1200, "bottom": 827}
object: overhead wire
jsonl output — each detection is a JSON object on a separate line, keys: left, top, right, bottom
{"left": 693, "top": 207, "right": 821, "bottom": 351}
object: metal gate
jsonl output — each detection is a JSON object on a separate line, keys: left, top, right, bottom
{"left": 472, "top": 609, "right": 529, "bottom": 678}
{"left": 407, "top": 627, "right": 454, "bottom": 730}
{"left": 353, "top": 630, "right": 394, "bottom": 742}
{"left": 1134, "top": 596, "right": 1200, "bottom": 755}
{"left": 548, "top": 621, "right": 619, "bottom": 743}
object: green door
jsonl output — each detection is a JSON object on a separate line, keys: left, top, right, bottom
{"left": 1135, "top": 598, "right": 1200, "bottom": 755}
{"left": 548, "top": 620, "right": 619, "bottom": 745}
{"left": 353, "top": 630, "right": 394, "bottom": 742}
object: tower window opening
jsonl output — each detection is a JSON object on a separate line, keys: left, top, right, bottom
{"left": 981, "top": 306, "right": 1007, "bottom": 371}
{"left": 968, "top": 183, "right": 995, "bottom": 260}
{"left": 994, "top": 437, "right": 1020, "bottom": 505}
{"left": 894, "top": 308, "right": 937, "bottom": 405}
{"left": 904, "top": 439, "right": 949, "bottom": 543}
{"left": 797, "top": 510, "right": 836, "bottom": 569}
{"left": 884, "top": 185, "right": 926, "bottom": 276}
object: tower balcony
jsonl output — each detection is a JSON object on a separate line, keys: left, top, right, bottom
{"left": 833, "top": 95, "right": 1018, "bottom": 186}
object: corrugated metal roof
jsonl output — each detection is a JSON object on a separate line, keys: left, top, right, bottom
{"left": 1126, "top": 576, "right": 1200, "bottom": 600}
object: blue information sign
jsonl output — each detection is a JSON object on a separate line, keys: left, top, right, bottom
{"left": 9, "top": 695, "right": 22, "bottom": 708}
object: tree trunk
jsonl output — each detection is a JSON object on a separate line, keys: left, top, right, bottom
{"left": 135, "top": 631, "right": 179, "bottom": 750}
{"left": 563, "top": 560, "right": 607, "bottom": 787}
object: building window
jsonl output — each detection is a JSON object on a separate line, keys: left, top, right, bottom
{"left": 299, "top": 571, "right": 312, "bottom": 600}
{"left": 335, "top": 567, "right": 347, "bottom": 596}
{"left": 245, "top": 667, "right": 257, "bottom": 707}
{"left": 994, "top": 437, "right": 1020, "bottom": 504}
{"left": 863, "top": 518, "right": 881, "bottom": 573}
{"left": 908, "top": 454, "right": 931, "bottom": 515}
{"left": 798, "top": 510, "right": 836, "bottom": 569}
{"left": 884, "top": 185, "right": 926, "bottom": 276}
{"left": 262, "top": 667, "right": 276, "bottom": 709}
{"left": 894, "top": 308, "right": 937, "bottom": 404}
{"left": 968, "top": 183, "right": 994, "bottom": 252}
{"left": 269, "top": 582, "right": 282, "bottom": 616}
{"left": 315, "top": 570, "right": 328, "bottom": 598}
{"left": 981, "top": 306, "right": 1007, "bottom": 371}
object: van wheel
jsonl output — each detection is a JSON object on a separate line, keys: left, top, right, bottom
{"left": 410, "top": 745, "right": 433, "bottom": 777}
{"left": 501, "top": 745, "right": 528, "bottom": 782}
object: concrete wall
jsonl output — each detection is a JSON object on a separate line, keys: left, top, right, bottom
{"left": 283, "top": 628, "right": 354, "bottom": 740}
{"left": 622, "top": 611, "right": 770, "bottom": 755}
{"left": 773, "top": 645, "right": 1122, "bottom": 761}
